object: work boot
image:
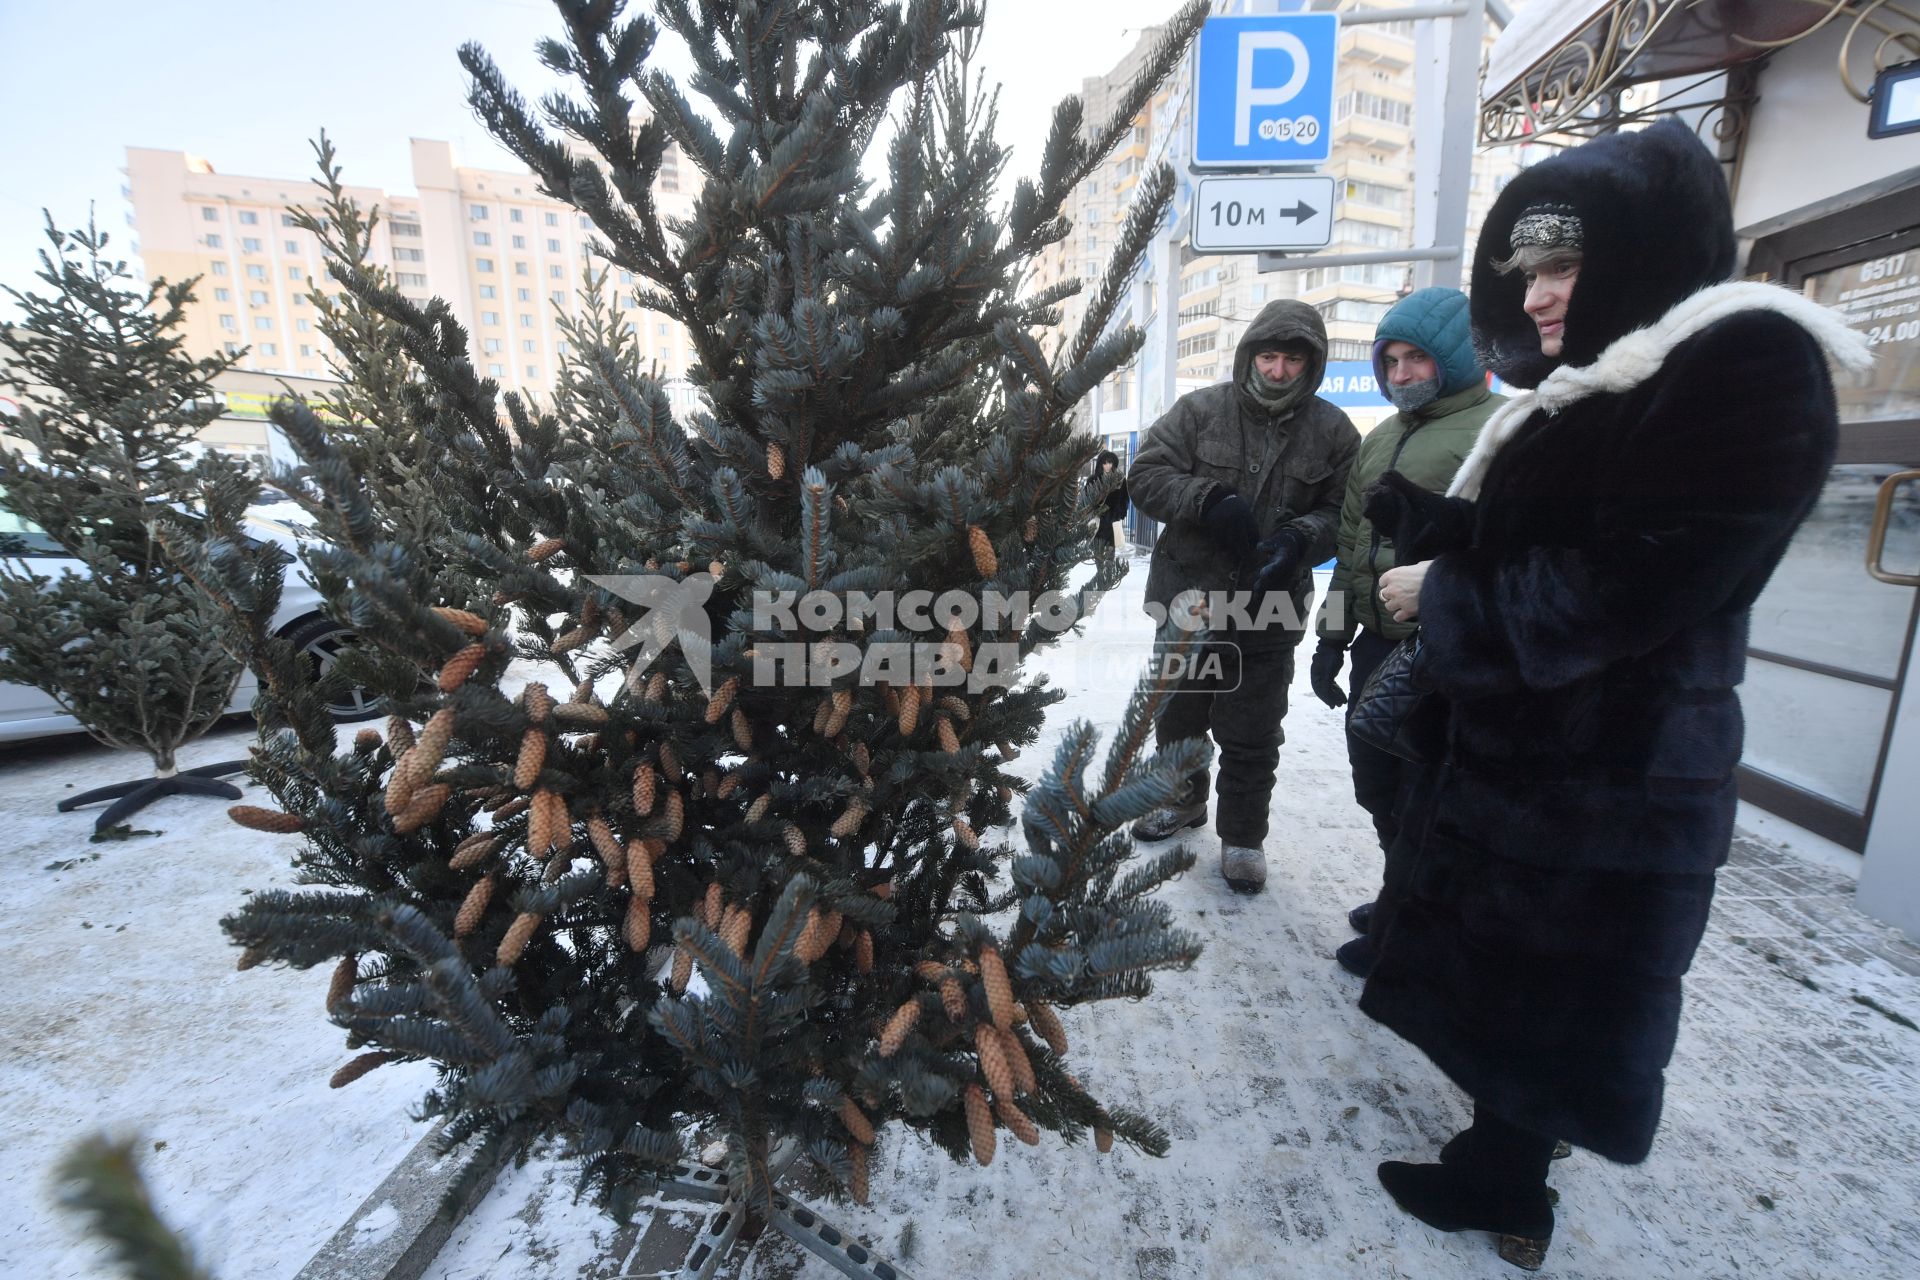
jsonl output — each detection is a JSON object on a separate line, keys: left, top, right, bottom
{"left": 1376, "top": 1160, "right": 1555, "bottom": 1271}
{"left": 1220, "top": 844, "right": 1267, "bottom": 893}
{"left": 1336, "top": 935, "right": 1377, "bottom": 977}
{"left": 1131, "top": 798, "right": 1207, "bottom": 842}
{"left": 1348, "top": 900, "right": 1375, "bottom": 934}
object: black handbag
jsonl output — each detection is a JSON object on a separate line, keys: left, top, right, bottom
{"left": 1346, "top": 633, "right": 1445, "bottom": 763}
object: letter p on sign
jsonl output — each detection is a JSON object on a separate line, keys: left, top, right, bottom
{"left": 1235, "top": 31, "right": 1310, "bottom": 146}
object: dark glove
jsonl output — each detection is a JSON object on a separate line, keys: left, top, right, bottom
{"left": 1361, "top": 470, "right": 1474, "bottom": 562}
{"left": 1249, "top": 526, "right": 1307, "bottom": 594}
{"left": 1310, "top": 639, "right": 1347, "bottom": 709}
{"left": 1200, "top": 488, "right": 1260, "bottom": 560}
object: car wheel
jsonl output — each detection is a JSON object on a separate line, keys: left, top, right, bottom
{"left": 280, "top": 614, "right": 386, "bottom": 722}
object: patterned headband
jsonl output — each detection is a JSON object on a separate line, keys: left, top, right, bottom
{"left": 1508, "top": 203, "right": 1584, "bottom": 254}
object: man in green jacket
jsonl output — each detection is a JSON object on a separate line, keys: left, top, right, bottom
{"left": 1128, "top": 301, "right": 1359, "bottom": 894}
{"left": 1311, "top": 288, "right": 1502, "bottom": 976}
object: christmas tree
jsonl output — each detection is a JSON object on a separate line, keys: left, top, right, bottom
{"left": 0, "top": 215, "right": 256, "bottom": 831}
{"left": 208, "top": 0, "right": 1213, "bottom": 1239}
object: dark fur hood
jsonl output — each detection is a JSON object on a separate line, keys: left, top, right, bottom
{"left": 1469, "top": 120, "right": 1736, "bottom": 388}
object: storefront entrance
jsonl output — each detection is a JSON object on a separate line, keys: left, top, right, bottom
{"left": 1744, "top": 205, "right": 1920, "bottom": 850}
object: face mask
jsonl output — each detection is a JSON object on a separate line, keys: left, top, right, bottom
{"left": 1385, "top": 376, "right": 1442, "bottom": 414}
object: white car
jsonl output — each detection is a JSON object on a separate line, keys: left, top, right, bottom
{"left": 0, "top": 495, "right": 380, "bottom": 744}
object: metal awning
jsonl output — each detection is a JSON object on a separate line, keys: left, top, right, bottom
{"left": 1478, "top": 0, "right": 1911, "bottom": 146}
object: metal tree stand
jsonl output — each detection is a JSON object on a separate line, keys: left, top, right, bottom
{"left": 656, "top": 1157, "right": 913, "bottom": 1280}
{"left": 56, "top": 758, "right": 248, "bottom": 833}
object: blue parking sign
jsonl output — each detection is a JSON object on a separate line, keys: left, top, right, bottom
{"left": 1192, "top": 13, "right": 1338, "bottom": 169}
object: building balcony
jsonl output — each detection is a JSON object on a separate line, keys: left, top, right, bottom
{"left": 1341, "top": 28, "right": 1413, "bottom": 70}
{"left": 1335, "top": 115, "right": 1411, "bottom": 150}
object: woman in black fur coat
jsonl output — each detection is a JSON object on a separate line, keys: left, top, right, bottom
{"left": 1356, "top": 120, "right": 1872, "bottom": 1269}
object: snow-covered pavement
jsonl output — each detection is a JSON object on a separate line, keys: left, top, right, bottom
{"left": 5, "top": 564, "right": 1919, "bottom": 1279}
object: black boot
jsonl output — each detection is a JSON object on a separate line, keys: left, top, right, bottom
{"left": 1377, "top": 1160, "right": 1554, "bottom": 1270}
{"left": 1440, "top": 1131, "right": 1574, "bottom": 1165}
{"left": 1380, "top": 1106, "right": 1557, "bottom": 1271}
{"left": 1335, "top": 934, "right": 1377, "bottom": 977}
{"left": 1347, "top": 900, "right": 1375, "bottom": 934}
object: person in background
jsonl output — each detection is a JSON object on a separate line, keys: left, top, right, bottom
{"left": 1126, "top": 301, "right": 1358, "bottom": 893}
{"left": 1088, "top": 449, "right": 1129, "bottom": 552}
{"left": 1357, "top": 120, "right": 1868, "bottom": 1270}
{"left": 1311, "top": 287, "right": 1501, "bottom": 979}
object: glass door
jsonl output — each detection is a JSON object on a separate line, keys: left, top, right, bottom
{"left": 1738, "top": 231, "right": 1920, "bottom": 849}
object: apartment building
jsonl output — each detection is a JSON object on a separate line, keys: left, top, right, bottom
{"left": 124, "top": 137, "right": 698, "bottom": 406}
{"left": 1037, "top": 1, "right": 1523, "bottom": 428}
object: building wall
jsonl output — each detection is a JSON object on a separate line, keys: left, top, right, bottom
{"left": 1733, "top": 20, "right": 1920, "bottom": 238}
{"left": 125, "top": 137, "right": 698, "bottom": 401}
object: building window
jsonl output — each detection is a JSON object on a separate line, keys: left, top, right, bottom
{"left": 224, "top": 341, "right": 242, "bottom": 355}
{"left": 519, "top": 313, "right": 533, "bottom": 328}
{"left": 287, "top": 266, "right": 302, "bottom": 280}
{"left": 238, "top": 210, "right": 258, "bottom": 225}
{"left": 516, "top": 288, "right": 531, "bottom": 302}
{"left": 242, "top": 237, "right": 262, "bottom": 253}
{"left": 1335, "top": 91, "right": 1412, "bottom": 127}
{"left": 249, "top": 290, "right": 268, "bottom": 305}
{"left": 211, "top": 261, "right": 228, "bottom": 276}
{"left": 297, "top": 319, "right": 311, "bottom": 332}
{"left": 254, "top": 316, "right": 273, "bottom": 331}
{"left": 397, "top": 272, "right": 428, "bottom": 287}
{"left": 511, "top": 234, "right": 526, "bottom": 249}
{"left": 293, "top": 294, "right": 306, "bottom": 305}
{"left": 522, "top": 339, "right": 537, "bottom": 353}
{"left": 282, "top": 239, "right": 297, "bottom": 254}
{"left": 1327, "top": 339, "right": 1374, "bottom": 361}
{"left": 484, "top": 338, "right": 503, "bottom": 353}
{"left": 213, "top": 287, "right": 230, "bottom": 301}
{"left": 1315, "top": 298, "right": 1393, "bottom": 325}
{"left": 480, "top": 285, "right": 497, "bottom": 299}
{"left": 205, "top": 234, "right": 223, "bottom": 248}
{"left": 1333, "top": 219, "right": 1402, "bottom": 248}
{"left": 526, "top": 365, "right": 540, "bottom": 379}
{"left": 1341, "top": 180, "right": 1407, "bottom": 212}
{"left": 260, "top": 342, "right": 277, "bottom": 355}
{"left": 281, "top": 213, "right": 299, "bottom": 227}
{"left": 475, "top": 257, "right": 495, "bottom": 272}
{"left": 547, "top": 238, "right": 561, "bottom": 253}
{"left": 549, "top": 264, "right": 563, "bottom": 279}
{"left": 219, "top": 314, "right": 238, "bottom": 331}
{"left": 509, "top": 207, "right": 524, "bottom": 223}
{"left": 550, "top": 290, "right": 565, "bottom": 303}
{"left": 481, "top": 311, "right": 500, "bottom": 325}
{"left": 201, "top": 207, "right": 219, "bottom": 222}
{"left": 470, "top": 203, "right": 489, "bottom": 220}
{"left": 489, "top": 362, "right": 504, "bottom": 376}
{"left": 246, "top": 264, "right": 266, "bottom": 280}
{"left": 1175, "top": 332, "right": 1217, "bottom": 359}
{"left": 391, "top": 221, "right": 421, "bottom": 237}
{"left": 544, "top": 212, "right": 558, "bottom": 227}
{"left": 514, "top": 261, "right": 529, "bottom": 276}
{"left": 474, "top": 231, "right": 492, "bottom": 246}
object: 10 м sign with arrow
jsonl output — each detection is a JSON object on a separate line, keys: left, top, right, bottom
{"left": 1190, "top": 175, "right": 1334, "bottom": 253}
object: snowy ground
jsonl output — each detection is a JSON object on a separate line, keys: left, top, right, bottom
{"left": 0, "top": 719, "right": 436, "bottom": 1279}
{"left": 6, "top": 561, "right": 1920, "bottom": 1279}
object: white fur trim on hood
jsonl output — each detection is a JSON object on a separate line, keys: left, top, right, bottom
{"left": 1448, "top": 282, "right": 1875, "bottom": 501}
